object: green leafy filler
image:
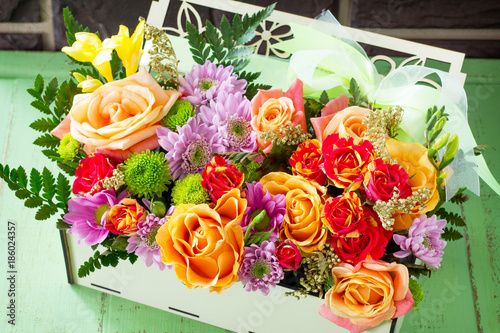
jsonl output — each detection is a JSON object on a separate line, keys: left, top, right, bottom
{"left": 185, "top": 3, "right": 276, "bottom": 99}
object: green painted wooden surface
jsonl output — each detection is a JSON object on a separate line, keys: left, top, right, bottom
{"left": 0, "top": 51, "right": 498, "bottom": 333}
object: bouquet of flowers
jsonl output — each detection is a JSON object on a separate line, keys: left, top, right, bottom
{"left": 1, "top": 3, "right": 499, "bottom": 333}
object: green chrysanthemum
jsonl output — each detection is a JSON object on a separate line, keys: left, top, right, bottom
{"left": 57, "top": 133, "right": 80, "bottom": 161}
{"left": 162, "top": 100, "right": 194, "bottom": 131}
{"left": 122, "top": 150, "right": 172, "bottom": 199}
{"left": 171, "top": 173, "right": 208, "bottom": 205}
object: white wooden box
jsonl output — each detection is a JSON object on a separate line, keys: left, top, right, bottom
{"left": 61, "top": 1, "right": 468, "bottom": 332}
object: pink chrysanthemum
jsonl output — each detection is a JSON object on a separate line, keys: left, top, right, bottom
{"left": 157, "top": 117, "right": 224, "bottom": 180}
{"left": 126, "top": 214, "right": 170, "bottom": 271}
{"left": 179, "top": 60, "right": 246, "bottom": 107}
{"left": 242, "top": 182, "right": 286, "bottom": 242}
{"left": 393, "top": 214, "right": 447, "bottom": 268}
{"left": 238, "top": 241, "right": 284, "bottom": 295}
{"left": 64, "top": 189, "right": 128, "bottom": 246}
{"left": 198, "top": 92, "right": 257, "bottom": 152}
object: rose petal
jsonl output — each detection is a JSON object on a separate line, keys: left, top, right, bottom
{"left": 319, "top": 305, "right": 374, "bottom": 333}
{"left": 50, "top": 114, "right": 72, "bottom": 139}
{"left": 321, "top": 94, "right": 349, "bottom": 117}
{"left": 394, "top": 289, "right": 414, "bottom": 318}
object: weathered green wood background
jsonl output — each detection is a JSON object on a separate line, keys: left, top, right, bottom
{"left": 0, "top": 51, "right": 498, "bottom": 332}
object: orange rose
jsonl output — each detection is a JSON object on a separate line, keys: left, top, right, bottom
{"left": 386, "top": 139, "right": 439, "bottom": 230}
{"left": 312, "top": 105, "right": 369, "bottom": 142}
{"left": 105, "top": 198, "right": 146, "bottom": 235}
{"left": 250, "top": 79, "right": 307, "bottom": 153}
{"left": 320, "top": 260, "right": 414, "bottom": 332}
{"left": 52, "top": 68, "right": 180, "bottom": 159}
{"left": 259, "top": 172, "right": 328, "bottom": 253}
{"left": 156, "top": 188, "right": 246, "bottom": 293}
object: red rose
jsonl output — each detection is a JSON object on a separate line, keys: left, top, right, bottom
{"left": 201, "top": 156, "right": 244, "bottom": 202}
{"left": 289, "top": 139, "right": 326, "bottom": 185}
{"left": 73, "top": 153, "right": 118, "bottom": 195}
{"left": 324, "top": 192, "right": 367, "bottom": 236}
{"left": 331, "top": 208, "right": 393, "bottom": 264}
{"left": 364, "top": 159, "right": 412, "bottom": 202}
{"left": 322, "top": 133, "right": 374, "bottom": 191}
{"left": 275, "top": 239, "right": 302, "bottom": 270}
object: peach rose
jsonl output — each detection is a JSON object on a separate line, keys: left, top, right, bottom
{"left": 386, "top": 139, "right": 439, "bottom": 230}
{"left": 319, "top": 260, "right": 414, "bottom": 333}
{"left": 259, "top": 172, "right": 328, "bottom": 253}
{"left": 250, "top": 79, "right": 307, "bottom": 153}
{"left": 156, "top": 188, "right": 246, "bottom": 293}
{"left": 51, "top": 68, "right": 180, "bottom": 159}
{"left": 312, "top": 102, "right": 370, "bottom": 142}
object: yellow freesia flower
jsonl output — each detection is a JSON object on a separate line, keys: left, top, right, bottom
{"left": 62, "top": 32, "right": 117, "bottom": 82}
{"left": 72, "top": 72, "right": 103, "bottom": 93}
{"left": 112, "top": 20, "right": 145, "bottom": 77}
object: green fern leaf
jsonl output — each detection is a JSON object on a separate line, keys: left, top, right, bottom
{"left": 24, "top": 196, "right": 43, "bottom": 208}
{"left": 442, "top": 227, "right": 463, "bottom": 241}
{"left": 35, "top": 204, "right": 58, "bottom": 220}
{"left": 33, "top": 133, "right": 60, "bottom": 149}
{"left": 29, "top": 169, "right": 43, "bottom": 194}
{"left": 41, "top": 167, "right": 56, "bottom": 201}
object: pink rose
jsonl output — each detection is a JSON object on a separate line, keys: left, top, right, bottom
{"left": 320, "top": 260, "right": 414, "bottom": 333}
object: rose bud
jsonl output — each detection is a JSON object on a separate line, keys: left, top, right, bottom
{"left": 275, "top": 239, "right": 302, "bottom": 270}
{"left": 73, "top": 153, "right": 118, "bottom": 195}
{"left": 201, "top": 156, "right": 244, "bottom": 202}
{"left": 105, "top": 198, "right": 146, "bottom": 235}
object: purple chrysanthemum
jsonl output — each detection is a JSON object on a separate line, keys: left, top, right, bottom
{"left": 64, "top": 189, "right": 128, "bottom": 246}
{"left": 157, "top": 117, "right": 224, "bottom": 180}
{"left": 393, "top": 214, "right": 447, "bottom": 268}
{"left": 198, "top": 92, "right": 257, "bottom": 152}
{"left": 179, "top": 60, "right": 247, "bottom": 107}
{"left": 126, "top": 214, "right": 170, "bottom": 271}
{"left": 242, "top": 182, "right": 286, "bottom": 242}
{"left": 238, "top": 241, "right": 284, "bottom": 295}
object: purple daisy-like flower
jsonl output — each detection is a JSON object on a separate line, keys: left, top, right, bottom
{"left": 242, "top": 182, "right": 286, "bottom": 242}
{"left": 179, "top": 60, "right": 247, "bottom": 107}
{"left": 126, "top": 214, "right": 170, "bottom": 271}
{"left": 157, "top": 117, "right": 224, "bottom": 180}
{"left": 64, "top": 189, "right": 128, "bottom": 246}
{"left": 198, "top": 92, "right": 257, "bottom": 152}
{"left": 238, "top": 241, "right": 284, "bottom": 295}
{"left": 393, "top": 214, "right": 447, "bottom": 268}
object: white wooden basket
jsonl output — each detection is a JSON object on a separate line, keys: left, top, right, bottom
{"left": 61, "top": 1, "right": 467, "bottom": 332}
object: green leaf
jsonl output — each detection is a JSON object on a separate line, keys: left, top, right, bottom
{"left": 435, "top": 208, "right": 466, "bottom": 227}
{"left": 41, "top": 167, "right": 56, "bottom": 201}
{"left": 320, "top": 90, "right": 330, "bottom": 105}
{"left": 245, "top": 83, "right": 271, "bottom": 100}
{"left": 304, "top": 97, "right": 325, "bottom": 133}
{"left": 441, "top": 227, "right": 463, "bottom": 241}
{"left": 408, "top": 278, "right": 424, "bottom": 310}
{"left": 236, "top": 4, "right": 275, "bottom": 45}
{"left": 35, "top": 204, "right": 58, "bottom": 220}
{"left": 28, "top": 74, "right": 44, "bottom": 100}
{"left": 216, "top": 152, "right": 260, "bottom": 164}
{"left": 24, "top": 196, "right": 44, "bottom": 208}
{"left": 110, "top": 236, "right": 129, "bottom": 252}
{"left": 30, "top": 100, "right": 52, "bottom": 115}
{"left": 56, "top": 218, "right": 71, "bottom": 230}
{"left": 128, "top": 253, "right": 138, "bottom": 265}
{"left": 15, "top": 188, "right": 31, "bottom": 200}
{"left": 205, "top": 20, "right": 226, "bottom": 62}
{"left": 29, "top": 169, "right": 43, "bottom": 194}
{"left": 186, "top": 21, "right": 208, "bottom": 65}
{"left": 63, "top": 7, "right": 90, "bottom": 47}
{"left": 30, "top": 117, "right": 59, "bottom": 133}
{"left": 16, "top": 166, "right": 28, "bottom": 188}
{"left": 473, "top": 144, "right": 494, "bottom": 156}
{"left": 348, "top": 78, "right": 363, "bottom": 106}
{"left": 246, "top": 229, "right": 274, "bottom": 246}
{"left": 220, "top": 15, "right": 234, "bottom": 49}
{"left": 33, "top": 133, "right": 60, "bottom": 149}
{"left": 43, "top": 77, "right": 59, "bottom": 105}
{"left": 55, "top": 173, "right": 72, "bottom": 209}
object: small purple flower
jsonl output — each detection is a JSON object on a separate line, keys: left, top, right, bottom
{"left": 238, "top": 241, "right": 284, "bottom": 295}
{"left": 198, "top": 92, "right": 257, "bottom": 153}
{"left": 179, "top": 60, "right": 246, "bottom": 107}
{"left": 157, "top": 117, "right": 224, "bottom": 180}
{"left": 126, "top": 214, "right": 170, "bottom": 271}
{"left": 393, "top": 214, "right": 447, "bottom": 268}
{"left": 64, "top": 189, "right": 128, "bottom": 246}
{"left": 242, "top": 182, "right": 286, "bottom": 242}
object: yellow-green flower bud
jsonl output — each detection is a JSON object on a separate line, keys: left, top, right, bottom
{"left": 150, "top": 201, "right": 166, "bottom": 217}
{"left": 444, "top": 134, "right": 459, "bottom": 161}
{"left": 427, "top": 148, "right": 438, "bottom": 159}
{"left": 432, "top": 133, "right": 450, "bottom": 151}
